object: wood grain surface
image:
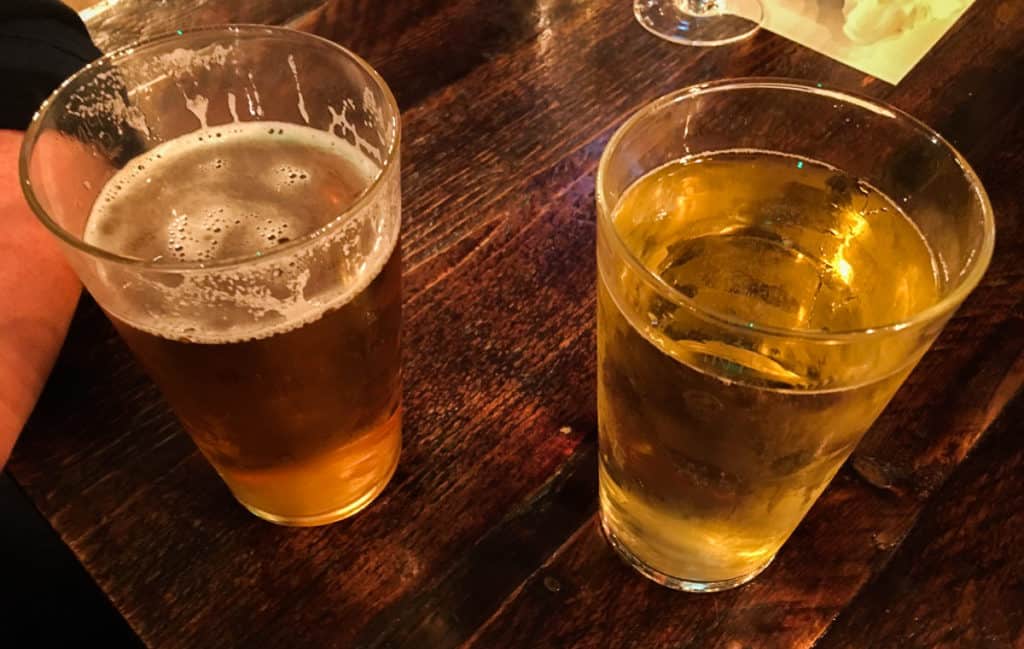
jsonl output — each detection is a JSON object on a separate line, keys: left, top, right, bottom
{"left": 9, "top": 0, "right": 1024, "bottom": 647}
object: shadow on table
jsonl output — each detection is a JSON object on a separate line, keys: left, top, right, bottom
{"left": 0, "top": 473, "right": 142, "bottom": 648}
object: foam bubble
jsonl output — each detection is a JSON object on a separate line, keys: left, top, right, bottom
{"left": 84, "top": 121, "right": 396, "bottom": 344}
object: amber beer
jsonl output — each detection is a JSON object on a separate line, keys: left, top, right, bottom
{"left": 598, "top": 150, "right": 943, "bottom": 587}
{"left": 83, "top": 122, "right": 401, "bottom": 525}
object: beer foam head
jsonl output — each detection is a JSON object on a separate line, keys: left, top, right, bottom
{"left": 84, "top": 122, "right": 398, "bottom": 343}
{"left": 158, "top": 208, "right": 302, "bottom": 263}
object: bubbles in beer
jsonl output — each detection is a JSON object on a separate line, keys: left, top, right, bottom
{"left": 272, "top": 165, "right": 311, "bottom": 190}
{"left": 83, "top": 121, "right": 396, "bottom": 344}
{"left": 86, "top": 122, "right": 382, "bottom": 263}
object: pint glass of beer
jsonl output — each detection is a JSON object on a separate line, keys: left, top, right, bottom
{"left": 596, "top": 80, "right": 994, "bottom": 590}
{"left": 22, "top": 26, "right": 402, "bottom": 526}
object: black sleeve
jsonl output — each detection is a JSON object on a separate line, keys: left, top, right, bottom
{"left": 0, "top": 0, "right": 102, "bottom": 130}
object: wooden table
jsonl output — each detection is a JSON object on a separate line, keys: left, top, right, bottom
{"left": 7, "top": 1, "right": 1024, "bottom": 647}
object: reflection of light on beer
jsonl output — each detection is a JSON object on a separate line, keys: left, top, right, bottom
{"left": 829, "top": 208, "right": 869, "bottom": 286}
{"left": 795, "top": 304, "right": 808, "bottom": 324}
{"left": 835, "top": 257, "right": 854, "bottom": 284}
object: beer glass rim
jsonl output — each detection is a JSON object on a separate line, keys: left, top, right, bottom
{"left": 596, "top": 77, "right": 996, "bottom": 342}
{"left": 19, "top": 24, "right": 401, "bottom": 272}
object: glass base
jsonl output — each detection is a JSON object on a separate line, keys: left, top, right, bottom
{"left": 633, "top": 0, "right": 763, "bottom": 47}
{"left": 601, "top": 516, "right": 774, "bottom": 592}
{"left": 235, "top": 456, "right": 398, "bottom": 527}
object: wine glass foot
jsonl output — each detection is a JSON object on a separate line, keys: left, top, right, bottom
{"left": 633, "top": 0, "right": 763, "bottom": 46}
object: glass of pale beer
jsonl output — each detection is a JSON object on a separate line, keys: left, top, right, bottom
{"left": 596, "top": 80, "right": 994, "bottom": 591}
{"left": 21, "top": 26, "right": 402, "bottom": 526}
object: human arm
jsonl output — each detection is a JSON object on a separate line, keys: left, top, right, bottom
{"left": 0, "top": 0, "right": 100, "bottom": 467}
{"left": 0, "top": 129, "right": 80, "bottom": 467}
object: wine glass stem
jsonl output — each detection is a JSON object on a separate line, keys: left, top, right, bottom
{"left": 684, "top": 0, "right": 722, "bottom": 15}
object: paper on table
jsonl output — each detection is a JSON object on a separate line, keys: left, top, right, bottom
{"left": 736, "top": 0, "right": 976, "bottom": 84}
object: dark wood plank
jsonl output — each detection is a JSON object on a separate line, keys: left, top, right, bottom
{"left": 293, "top": 0, "right": 586, "bottom": 111}
{"left": 352, "top": 442, "right": 599, "bottom": 649}
{"left": 816, "top": 386, "right": 1024, "bottom": 649}
{"left": 463, "top": 310, "right": 1024, "bottom": 649}
{"left": 82, "top": 0, "right": 329, "bottom": 51}
{"left": 8, "top": 0, "right": 1024, "bottom": 647}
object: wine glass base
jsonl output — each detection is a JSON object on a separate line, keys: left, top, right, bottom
{"left": 633, "top": 0, "right": 763, "bottom": 47}
{"left": 601, "top": 515, "right": 775, "bottom": 592}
